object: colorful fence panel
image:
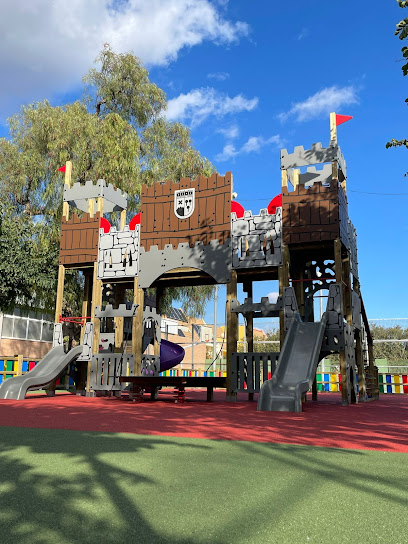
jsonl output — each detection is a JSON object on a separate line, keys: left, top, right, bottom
{"left": 160, "top": 369, "right": 227, "bottom": 378}
{"left": 378, "top": 373, "right": 408, "bottom": 394}
{"left": 0, "top": 356, "right": 74, "bottom": 387}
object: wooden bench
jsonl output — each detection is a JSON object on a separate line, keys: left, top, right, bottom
{"left": 119, "top": 376, "right": 227, "bottom": 402}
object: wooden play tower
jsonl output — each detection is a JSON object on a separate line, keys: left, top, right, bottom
{"left": 53, "top": 113, "right": 379, "bottom": 411}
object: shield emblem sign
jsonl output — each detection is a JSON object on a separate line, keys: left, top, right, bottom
{"left": 174, "top": 188, "right": 195, "bottom": 219}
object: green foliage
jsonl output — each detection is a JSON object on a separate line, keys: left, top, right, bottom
{"left": 387, "top": 1, "right": 408, "bottom": 172}
{"left": 0, "top": 203, "right": 57, "bottom": 312}
{"left": 254, "top": 328, "right": 280, "bottom": 353}
{"left": 236, "top": 328, "right": 280, "bottom": 353}
{"left": 161, "top": 286, "right": 215, "bottom": 319}
{"left": 371, "top": 325, "right": 408, "bottom": 364}
{"left": 0, "top": 45, "right": 215, "bottom": 316}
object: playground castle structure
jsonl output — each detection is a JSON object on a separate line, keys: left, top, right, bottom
{"left": 0, "top": 113, "right": 379, "bottom": 411}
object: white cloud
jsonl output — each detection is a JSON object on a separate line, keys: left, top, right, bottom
{"left": 217, "top": 124, "right": 239, "bottom": 139}
{"left": 166, "top": 88, "right": 258, "bottom": 127}
{"left": 207, "top": 72, "right": 230, "bottom": 81}
{"left": 215, "top": 134, "right": 283, "bottom": 162}
{"left": 278, "top": 85, "right": 358, "bottom": 122}
{"left": 297, "top": 28, "right": 309, "bottom": 41}
{"left": 0, "top": 1, "right": 249, "bottom": 117}
{"left": 267, "top": 292, "right": 279, "bottom": 303}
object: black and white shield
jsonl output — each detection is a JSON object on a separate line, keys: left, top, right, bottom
{"left": 174, "top": 188, "right": 195, "bottom": 219}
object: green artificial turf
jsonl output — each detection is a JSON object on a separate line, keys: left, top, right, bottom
{"left": 0, "top": 427, "right": 406, "bottom": 544}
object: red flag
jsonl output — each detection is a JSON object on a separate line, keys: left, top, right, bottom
{"left": 336, "top": 114, "right": 353, "bottom": 126}
{"left": 58, "top": 165, "right": 66, "bottom": 172}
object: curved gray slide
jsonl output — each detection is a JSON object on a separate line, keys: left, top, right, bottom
{"left": 0, "top": 345, "right": 83, "bottom": 400}
{"left": 258, "top": 313, "right": 327, "bottom": 413}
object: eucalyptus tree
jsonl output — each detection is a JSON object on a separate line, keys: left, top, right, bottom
{"left": 0, "top": 45, "right": 215, "bottom": 316}
{"left": 386, "top": 1, "right": 408, "bottom": 173}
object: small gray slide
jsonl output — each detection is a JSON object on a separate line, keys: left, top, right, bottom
{"left": 258, "top": 313, "right": 327, "bottom": 413}
{"left": 0, "top": 345, "right": 83, "bottom": 400}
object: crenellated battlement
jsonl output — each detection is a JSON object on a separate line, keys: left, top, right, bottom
{"left": 64, "top": 179, "right": 128, "bottom": 213}
{"left": 138, "top": 238, "right": 232, "bottom": 288}
{"left": 280, "top": 142, "right": 347, "bottom": 177}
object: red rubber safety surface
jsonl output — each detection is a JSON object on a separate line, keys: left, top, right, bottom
{"left": 0, "top": 391, "right": 407, "bottom": 453}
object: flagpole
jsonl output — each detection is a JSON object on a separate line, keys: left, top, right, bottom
{"left": 62, "top": 161, "right": 73, "bottom": 221}
{"left": 330, "top": 112, "right": 337, "bottom": 143}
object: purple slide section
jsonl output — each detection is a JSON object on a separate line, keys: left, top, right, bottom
{"left": 160, "top": 339, "right": 185, "bottom": 372}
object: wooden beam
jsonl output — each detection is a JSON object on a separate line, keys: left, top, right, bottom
{"left": 55, "top": 265, "right": 65, "bottom": 323}
{"left": 16, "top": 355, "right": 24, "bottom": 377}
{"left": 293, "top": 169, "right": 300, "bottom": 190}
{"left": 88, "top": 198, "right": 95, "bottom": 218}
{"left": 132, "top": 277, "right": 144, "bottom": 376}
{"left": 154, "top": 286, "right": 164, "bottom": 357}
{"left": 291, "top": 259, "right": 305, "bottom": 319}
{"left": 49, "top": 265, "right": 66, "bottom": 396}
{"left": 96, "top": 196, "right": 104, "bottom": 217}
{"left": 226, "top": 269, "right": 238, "bottom": 401}
{"left": 244, "top": 281, "right": 254, "bottom": 401}
{"left": 353, "top": 278, "right": 366, "bottom": 402}
{"left": 62, "top": 161, "right": 72, "bottom": 220}
{"left": 281, "top": 169, "right": 288, "bottom": 191}
{"left": 330, "top": 112, "right": 337, "bottom": 143}
{"left": 80, "top": 271, "right": 92, "bottom": 343}
{"left": 244, "top": 281, "right": 254, "bottom": 353}
{"left": 120, "top": 209, "right": 127, "bottom": 230}
{"left": 334, "top": 238, "right": 349, "bottom": 406}
{"left": 86, "top": 262, "right": 103, "bottom": 394}
{"left": 343, "top": 254, "right": 353, "bottom": 328}
{"left": 114, "top": 284, "right": 125, "bottom": 352}
{"left": 278, "top": 244, "right": 290, "bottom": 349}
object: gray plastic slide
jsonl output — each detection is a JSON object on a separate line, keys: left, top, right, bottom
{"left": 0, "top": 345, "right": 83, "bottom": 400}
{"left": 258, "top": 313, "right": 327, "bottom": 412}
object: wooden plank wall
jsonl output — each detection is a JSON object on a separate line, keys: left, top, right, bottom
{"left": 59, "top": 212, "right": 100, "bottom": 265}
{"left": 281, "top": 181, "right": 342, "bottom": 244}
{"left": 140, "top": 173, "right": 231, "bottom": 251}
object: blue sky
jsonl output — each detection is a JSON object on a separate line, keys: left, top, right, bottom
{"left": 0, "top": 0, "right": 407, "bottom": 326}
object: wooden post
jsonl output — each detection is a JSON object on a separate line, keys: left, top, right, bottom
{"left": 49, "top": 265, "right": 65, "bottom": 395}
{"left": 292, "top": 169, "right": 300, "bottom": 190}
{"left": 343, "top": 255, "right": 353, "bottom": 327}
{"left": 62, "top": 161, "right": 72, "bottom": 220}
{"left": 309, "top": 288, "right": 317, "bottom": 402}
{"left": 154, "top": 286, "right": 163, "bottom": 357}
{"left": 244, "top": 281, "right": 254, "bottom": 401}
{"left": 330, "top": 112, "right": 337, "bottom": 143}
{"left": 133, "top": 278, "right": 144, "bottom": 376}
{"left": 114, "top": 284, "right": 125, "bottom": 352}
{"left": 278, "top": 244, "right": 290, "bottom": 350}
{"left": 281, "top": 169, "right": 288, "bottom": 191}
{"left": 97, "top": 197, "right": 104, "bottom": 216}
{"left": 120, "top": 209, "right": 127, "bottom": 230}
{"left": 291, "top": 260, "right": 305, "bottom": 319}
{"left": 330, "top": 112, "right": 342, "bottom": 190}
{"left": 16, "top": 355, "right": 24, "bottom": 377}
{"left": 80, "top": 271, "right": 92, "bottom": 343}
{"left": 334, "top": 239, "right": 349, "bottom": 406}
{"left": 132, "top": 277, "right": 144, "bottom": 376}
{"left": 353, "top": 278, "right": 366, "bottom": 402}
{"left": 88, "top": 198, "right": 95, "bottom": 218}
{"left": 355, "top": 330, "right": 366, "bottom": 402}
{"left": 86, "top": 262, "right": 103, "bottom": 394}
{"left": 55, "top": 265, "right": 65, "bottom": 324}
{"left": 226, "top": 269, "right": 238, "bottom": 401}
{"left": 49, "top": 161, "right": 71, "bottom": 396}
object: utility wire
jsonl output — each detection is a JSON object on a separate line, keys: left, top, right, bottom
{"left": 348, "top": 190, "right": 408, "bottom": 196}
